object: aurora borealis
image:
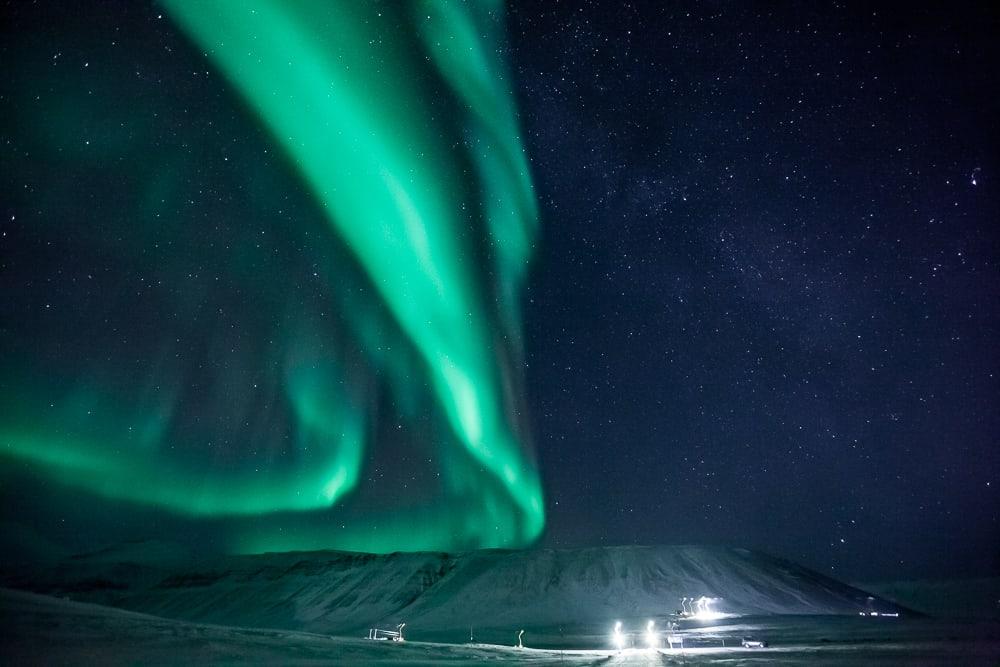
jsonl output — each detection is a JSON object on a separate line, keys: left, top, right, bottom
{"left": 1, "top": 1, "right": 542, "bottom": 554}
{"left": 3, "top": 0, "right": 997, "bottom": 585}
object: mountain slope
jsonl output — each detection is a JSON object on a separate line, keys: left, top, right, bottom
{"left": 3, "top": 544, "right": 906, "bottom": 635}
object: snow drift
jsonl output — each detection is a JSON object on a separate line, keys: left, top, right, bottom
{"left": 2, "top": 543, "right": 905, "bottom": 635}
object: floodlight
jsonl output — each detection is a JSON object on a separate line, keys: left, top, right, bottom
{"left": 612, "top": 621, "right": 625, "bottom": 650}
{"left": 692, "top": 596, "right": 724, "bottom": 621}
{"left": 645, "top": 620, "right": 659, "bottom": 649}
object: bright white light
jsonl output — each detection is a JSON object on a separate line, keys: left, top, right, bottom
{"left": 644, "top": 620, "right": 659, "bottom": 649}
{"left": 691, "top": 596, "right": 726, "bottom": 621}
{"left": 612, "top": 621, "right": 625, "bottom": 650}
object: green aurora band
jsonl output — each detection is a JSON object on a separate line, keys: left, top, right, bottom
{"left": 0, "top": 1, "right": 543, "bottom": 553}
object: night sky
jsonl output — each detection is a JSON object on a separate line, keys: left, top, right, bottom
{"left": 512, "top": 1, "right": 998, "bottom": 581}
{"left": 2, "top": 1, "right": 998, "bottom": 583}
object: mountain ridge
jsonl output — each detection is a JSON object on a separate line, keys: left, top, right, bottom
{"left": 2, "top": 543, "right": 909, "bottom": 635}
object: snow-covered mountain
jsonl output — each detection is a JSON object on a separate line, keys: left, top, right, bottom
{"left": 2, "top": 544, "right": 905, "bottom": 636}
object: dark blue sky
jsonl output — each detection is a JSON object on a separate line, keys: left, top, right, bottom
{"left": 513, "top": 1, "right": 999, "bottom": 580}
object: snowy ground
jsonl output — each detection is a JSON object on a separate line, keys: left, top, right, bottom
{"left": 860, "top": 578, "right": 1000, "bottom": 619}
{"left": 4, "top": 588, "right": 998, "bottom": 666}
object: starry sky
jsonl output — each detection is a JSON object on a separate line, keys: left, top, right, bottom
{"left": 2, "top": 1, "right": 997, "bottom": 583}
{"left": 511, "top": 1, "right": 998, "bottom": 580}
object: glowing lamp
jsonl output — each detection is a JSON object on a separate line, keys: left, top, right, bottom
{"left": 692, "top": 596, "right": 724, "bottom": 621}
{"left": 645, "top": 620, "right": 659, "bottom": 649}
{"left": 612, "top": 621, "right": 625, "bottom": 650}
